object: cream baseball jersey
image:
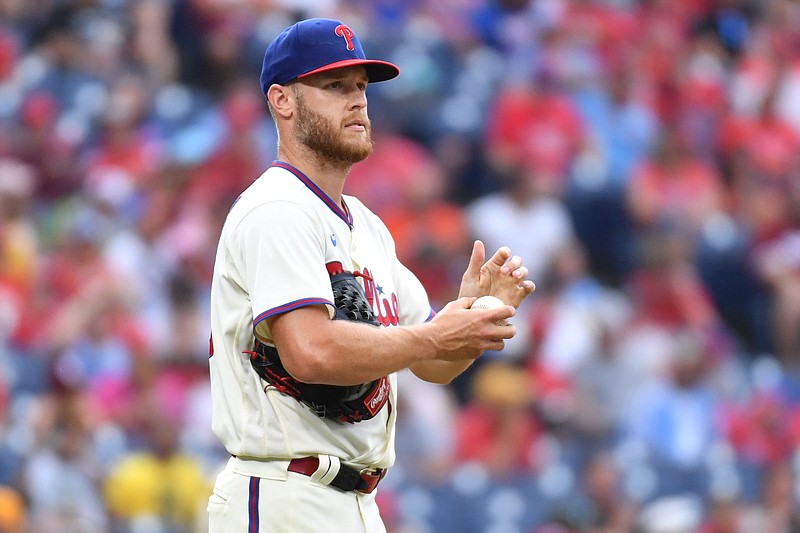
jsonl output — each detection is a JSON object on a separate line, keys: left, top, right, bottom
{"left": 209, "top": 161, "right": 434, "bottom": 470}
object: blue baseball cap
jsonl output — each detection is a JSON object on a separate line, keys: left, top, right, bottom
{"left": 260, "top": 18, "right": 400, "bottom": 96}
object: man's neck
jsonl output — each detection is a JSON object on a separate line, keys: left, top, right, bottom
{"left": 278, "top": 144, "right": 352, "bottom": 205}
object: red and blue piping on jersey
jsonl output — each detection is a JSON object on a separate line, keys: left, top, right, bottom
{"left": 272, "top": 161, "right": 354, "bottom": 227}
{"left": 253, "top": 297, "right": 333, "bottom": 328}
{"left": 229, "top": 194, "right": 242, "bottom": 211}
{"left": 248, "top": 476, "right": 260, "bottom": 533}
{"left": 253, "top": 298, "right": 433, "bottom": 333}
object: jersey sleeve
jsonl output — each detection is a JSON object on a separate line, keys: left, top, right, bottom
{"left": 233, "top": 200, "right": 335, "bottom": 341}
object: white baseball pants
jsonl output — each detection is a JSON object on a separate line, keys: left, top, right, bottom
{"left": 207, "top": 456, "right": 386, "bottom": 533}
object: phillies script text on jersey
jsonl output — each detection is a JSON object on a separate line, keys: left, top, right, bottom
{"left": 361, "top": 267, "right": 399, "bottom": 326}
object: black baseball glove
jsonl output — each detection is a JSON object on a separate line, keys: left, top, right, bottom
{"left": 247, "top": 266, "right": 390, "bottom": 423}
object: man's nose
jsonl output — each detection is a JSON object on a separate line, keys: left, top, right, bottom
{"left": 349, "top": 89, "right": 367, "bottom": 109}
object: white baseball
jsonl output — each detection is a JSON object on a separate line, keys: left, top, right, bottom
{"left": 470, "top": 295, "right": 509, "bottom": 325}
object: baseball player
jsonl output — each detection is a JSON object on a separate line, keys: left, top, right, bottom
{"left": 207, "top": 18, "right": 536, "bottom": 532}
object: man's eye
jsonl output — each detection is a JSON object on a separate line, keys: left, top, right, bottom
{"left": 329, "top": 81, "right": 343, "bottom": 89}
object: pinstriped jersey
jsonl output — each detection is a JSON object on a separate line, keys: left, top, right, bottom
{"left": 208, "top": 162, "right": 433, "bottom": 469}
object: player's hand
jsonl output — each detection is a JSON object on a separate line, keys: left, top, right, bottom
{"left": 458, "top": 240, "right": 536, "bottom": 308}
{"left": 428, "top": 297, "right": 516, "bottom": 360}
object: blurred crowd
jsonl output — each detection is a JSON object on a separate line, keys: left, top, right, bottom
{"left": 1, "top": 0, "right": 800, "bottom": 532}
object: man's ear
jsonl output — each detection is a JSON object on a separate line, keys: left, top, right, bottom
{"left": 267, "top": 84, "right": 294, "bottom": 119}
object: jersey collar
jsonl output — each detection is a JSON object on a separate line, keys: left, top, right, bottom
{"left": 272, "top": 161, "right": 353, "bottom": 227}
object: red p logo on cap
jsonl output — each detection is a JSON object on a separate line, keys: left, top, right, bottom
{"left": 335, "top": 24, "right": 355, "bottom": 51}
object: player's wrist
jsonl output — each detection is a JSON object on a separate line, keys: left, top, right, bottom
{"left": 397, "top": 323, "right": 438, "bottom": 363}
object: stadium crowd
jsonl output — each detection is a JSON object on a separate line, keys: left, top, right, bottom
{"left": 1, "top": 0, "right": 800, "bottom": 531}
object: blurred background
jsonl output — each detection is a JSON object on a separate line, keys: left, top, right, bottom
{"left": 1, "top": 0, "right": 800, "bottom": 532}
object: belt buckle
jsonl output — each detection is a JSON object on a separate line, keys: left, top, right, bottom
{"left": 356, "top": 467, "right": 385, "bottom": 494}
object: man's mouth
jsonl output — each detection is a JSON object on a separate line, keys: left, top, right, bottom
{"left": 345, "top": 119, "right": 366, "bottom": 131}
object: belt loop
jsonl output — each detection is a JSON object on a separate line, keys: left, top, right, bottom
{"left": 310, "top": 455, "right": 341, "bottom": 486}
{"left": 320, "top": 456, "right": 341, "bottom": 486}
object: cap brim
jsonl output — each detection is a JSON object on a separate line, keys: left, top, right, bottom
{"left": 297, "top": 59, "right": 400, "bottom": 83}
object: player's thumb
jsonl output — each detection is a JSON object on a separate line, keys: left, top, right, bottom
{"left": 443, "top": 296, "right": 476, "bottom": 311}
{"left": 464, "top": 240, "right": 485, "bottom": 278}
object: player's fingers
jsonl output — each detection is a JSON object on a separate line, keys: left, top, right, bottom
{"left": 485, "top": 339, "right": 506, "bottom": 352}
{"left": 487, "top": 322, "right": 515, "bottom": 342}
{"left": 486, "top": 246, "right": 511, "bottom": 271}
{"left": 506, "top": 281, "right": 536, "bottom": 308}
{"left": 521, "top": 280, "right": 536, "bottom": 294}
{"left": 501, "top": 255, "right": 523, "bottom": 275}
{"left": 499, "top": 323, "right": 516, "bottom": 339}
{"left": 491, "top": 305, "right": 515, "bottom": 323}
{"left": 475, "top": 306, "right": 515, "bottom": 328}
{"left": 510, "top": 265, "right": 528, "bottom": 280}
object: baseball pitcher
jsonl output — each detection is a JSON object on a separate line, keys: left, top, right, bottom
{"left": 207, "top": 18, "right": 536, "bottom": 533}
